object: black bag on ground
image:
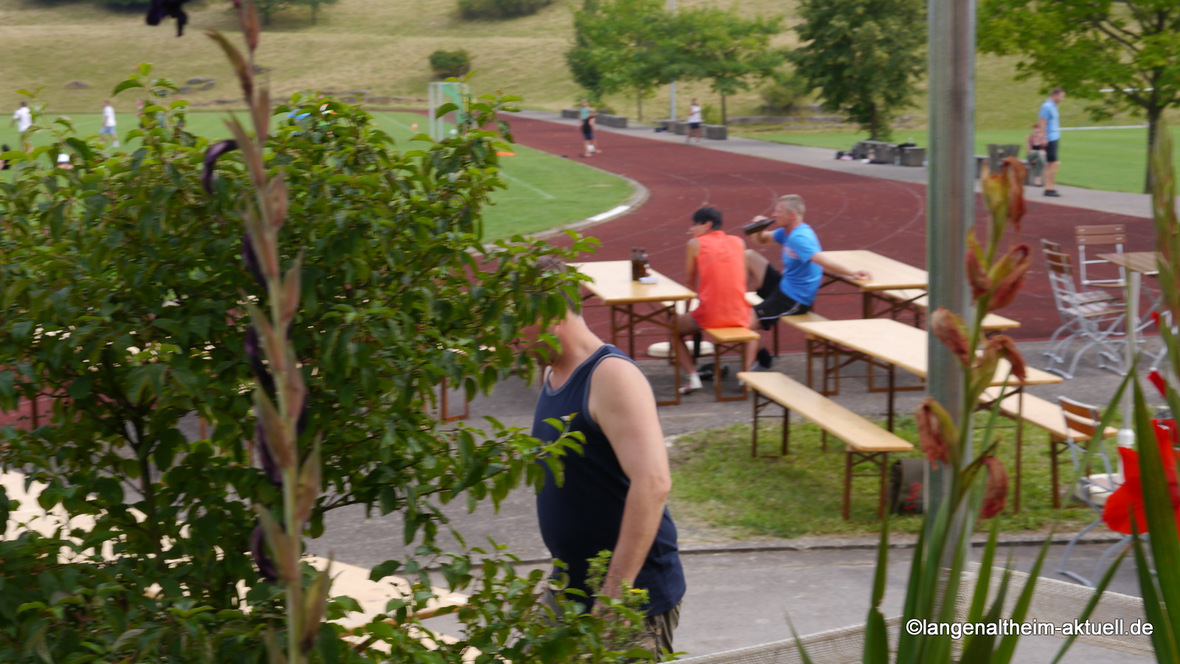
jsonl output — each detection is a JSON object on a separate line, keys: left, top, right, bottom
{"left": 888, "top": 458, "right": 926, "bottom": 515}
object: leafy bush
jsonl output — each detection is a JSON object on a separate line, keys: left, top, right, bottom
{"left": 760, "top": 71, "right": 810, "bottom": 115}
{"left": 458, "top": 0, "right": 553, "bottom": 20}
{"left": 0, "top": 59, "right": 635, "bottom": 658}
{"left": 429, "top": 48, "right": 473, "bottom": 79}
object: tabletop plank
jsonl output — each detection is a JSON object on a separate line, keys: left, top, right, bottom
{"left": 1097, "top": 251, "right": 1159, "bottom": 276}
{"left": 573, "top": 260, "right": 696, "bottom": 305}
{"left": 794, "top": 318, "right": 1061, "bottom": 386}
{"left": 820, "top": 250, "right": 928, "bottom": 291}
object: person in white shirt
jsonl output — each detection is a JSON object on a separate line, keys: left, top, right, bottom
{"left": 686, "top": 98, "right": 703, "bottom": 144}
{"left": 11, "top": 101, "right": 33, "bottom": 151}
{"left": 101, "top": 100, "right": 119, "bottom": 147}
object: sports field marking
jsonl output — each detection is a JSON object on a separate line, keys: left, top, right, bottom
{"left": 501, "top": 172, "right": 555, "bottom": 200}
{"left": 587, "top": 205, "right": 630, "bottom": 222}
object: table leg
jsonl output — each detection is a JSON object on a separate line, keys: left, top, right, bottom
{"left": 627, "top": 304, "right": 637, "bottom": 358}
{"left": 661, "top": 305, "right": 682, "bottom": 407}
{"left": 1119, "top": 272, "right": 1141, "bottom": 446}
{"left": 887, "top": 363, "right": 896, "bottom": 432}
{"left": 1015, "top": 389, "right": 1024, "bottom": 514}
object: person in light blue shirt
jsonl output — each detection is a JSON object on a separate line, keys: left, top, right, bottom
{"left": 1037, "top": 87, "right": 1066, "bottom": 197}
{"left": 746, "top": 194, "right": 872, "bottom": 368}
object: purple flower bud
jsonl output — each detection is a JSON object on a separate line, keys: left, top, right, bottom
{"left": 256, "top": 422, "right": 282, "bottom": 486}
{"left": 145, "top": 0, "right": 191, "bottom": 37}
{"left": 241, "top": 234, "right": 267, "bottom": 289}
{"left": 251, "top": 524, "right": 279, "bottom": 582}
{"left": 244, "top": 325, "right": 275, "bottom": 394}
{"left": 201, "top": 139, "right": 238, "bottom": 195}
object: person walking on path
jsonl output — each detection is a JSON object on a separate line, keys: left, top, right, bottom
{"left": 686, "top": 98, "right": 703, "bottom": 144}
{"left": 675, "top": 207, "right": 753, "bottom": 394}
{"left": 527, "top": 294, "right": 685, "bottom": 660}
{"left": 11, "top": 101, "right": 32, "bottom": 152}
{"left": 579, "top": 99, "right": 598, "bottom": 157}
{"left": 748, "top": 194, "right": 871, "bottom": 330}
{"left": 1037, "top": 87, "right": 1065, "bottom": 197}
{"left": 101, "top": 100, "right": 119, "bottom": 148}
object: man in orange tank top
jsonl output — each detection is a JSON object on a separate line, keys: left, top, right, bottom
{"left": 675, "top": 207, "right": 755, "bottom": 394}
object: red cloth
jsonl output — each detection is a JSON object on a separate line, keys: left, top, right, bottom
{"left": 691, "top": 231, "right": 751, "bottom": 329}
{"left": 1102, "top": 420, "right": 1180, "bottom": 535}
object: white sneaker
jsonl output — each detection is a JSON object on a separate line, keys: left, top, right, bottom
{"left": 679, "top": 373, "right": 703, "bottom": 394}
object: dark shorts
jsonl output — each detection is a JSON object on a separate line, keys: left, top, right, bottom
{"left": 755, "top": 264, "right": 782, "bottom": 300}
{"left": 689, "top": 122, "right": 701, "bottom": 130}
{"left": 581, "top": 121, "right": 594, "bottom": 140}
{"left": 753, "top": 288, "right": 810, "bottom": 330}
{"left": 1045, "top": 139, "right": 1059, "bottom": 163}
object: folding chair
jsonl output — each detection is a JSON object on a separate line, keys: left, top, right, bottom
{"left": 1075, "top": 224, "right": 1127, "bottom": 290}
{"left": 1042, "top": 250, "right": 1127, "bottom": 379}
{"left": 1057, "top": 397, "right": 1129, "bottom": 587}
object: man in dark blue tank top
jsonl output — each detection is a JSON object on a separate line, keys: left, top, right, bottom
{"left": 528, "top": 304, "right": 686, "bottom": 659}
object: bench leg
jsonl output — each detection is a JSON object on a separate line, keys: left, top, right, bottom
{"left": 782, "top": 406, "right": 790, "bottom": 456}
{"left": 1050, "top": 435, "right": 1067, "bottom": 509}
{"left": 750, "top": 391, "right": 761, "bottom": 457}
{"left": 844, "top": 452, "right": 853, "bottom": 521}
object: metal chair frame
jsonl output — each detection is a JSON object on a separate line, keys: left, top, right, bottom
{"left": 1042, "top": 249, "right": 1127, "bottom": 379}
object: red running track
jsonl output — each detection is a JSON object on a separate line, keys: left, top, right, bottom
{"left": 509, "top": 115, "right": 1158, "bottom": 354}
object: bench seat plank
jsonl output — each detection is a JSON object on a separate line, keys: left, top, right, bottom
{"left": 737, "top": 371, "right": 913, "bottom": 520}
{"left": 880, "top": 289, "right": 1020, "bottom": 331}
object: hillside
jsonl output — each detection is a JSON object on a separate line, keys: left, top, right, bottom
{"left": 0, "top": 0, "right": 1155, "bottom": 130}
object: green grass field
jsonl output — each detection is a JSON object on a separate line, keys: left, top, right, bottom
{"left": 733, "top": 126, "right": 1179, "bottom": 193}
{"left": 669, "top": 416, "right": 1099, "bottom": 538}
{"left": 0, "top": 110, "right": 632, "bottom": 240}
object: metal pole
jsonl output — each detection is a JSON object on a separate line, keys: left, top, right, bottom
{"left": 925, "top": 0, "right": 975, "bottom": 511}
{"left": 668, "top": 0, "right": 676, "bottom": 122}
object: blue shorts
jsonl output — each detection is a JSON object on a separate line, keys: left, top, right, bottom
{"left": 100, "top": 126, "right": 116, "bottom": 135}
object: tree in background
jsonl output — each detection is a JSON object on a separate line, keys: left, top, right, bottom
{"left": 255, "top": 0, "right": 293, "bottom": 25}
{"left": 672, "top": 7, "right": 784, "bottom": 125}
{"left": 978, "top": 0, "right": 1180, "bottom": 194}
{"left": 566, "top": 0, "right": 674, "bottom": 121}
{"left": 790, "top": 0, "right": 925, "bottom": 140}
{"left": 568, "top": 0, "right": 784, "bottom": 123}
{"left": 293, "top": 0, "right": 337, "bottom": 25}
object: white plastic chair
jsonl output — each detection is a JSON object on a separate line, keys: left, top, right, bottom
{"left": 1057, "top": 396, "right": 1130, "bottom": 587}
{"left": 1042, "top": 249, "right": 1127, "bottom": 379}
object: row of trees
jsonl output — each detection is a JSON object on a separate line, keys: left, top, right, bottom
{"left": 568, "top": 0, "right": 927, "bottom": 137}
{"left": 568, "top": 0, "right": 787, "bottom": 125}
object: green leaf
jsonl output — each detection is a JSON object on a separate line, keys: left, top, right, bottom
{"left": 112, "top": 80, "right": 146, "bottom": 96}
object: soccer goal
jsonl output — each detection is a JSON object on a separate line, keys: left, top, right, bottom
{"left": 427, "top": 81, "right": 470, "bottom": 141}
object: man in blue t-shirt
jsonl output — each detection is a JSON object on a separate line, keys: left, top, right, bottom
{"left": 1037, "top": 87, "right": 1066, "bottom": 197}
{"left": 746, "top": 195, "right": 871, "bottom": 355}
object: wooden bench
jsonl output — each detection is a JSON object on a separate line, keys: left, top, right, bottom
{"left": 737, "top": 371, "right": 914, "bottom": 520}
{"left": 979, "top": 388, "right": 1118, "bottom": 508}
{"left": 875, "top": 289, "right": 1020, "bottom": 332}
{"left": 703, "top": 326, "right": 761, "bottom": 401}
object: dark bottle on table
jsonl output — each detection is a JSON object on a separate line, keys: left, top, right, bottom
{"left": 631, "top": 248, "right": 644, "bottom": 281}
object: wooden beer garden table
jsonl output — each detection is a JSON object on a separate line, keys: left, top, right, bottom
{"left": 794, "top": 318, "right": 1063, "bottom": 512}
{"left": 573, "top": 260, "right": 697, "bottom": 406}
